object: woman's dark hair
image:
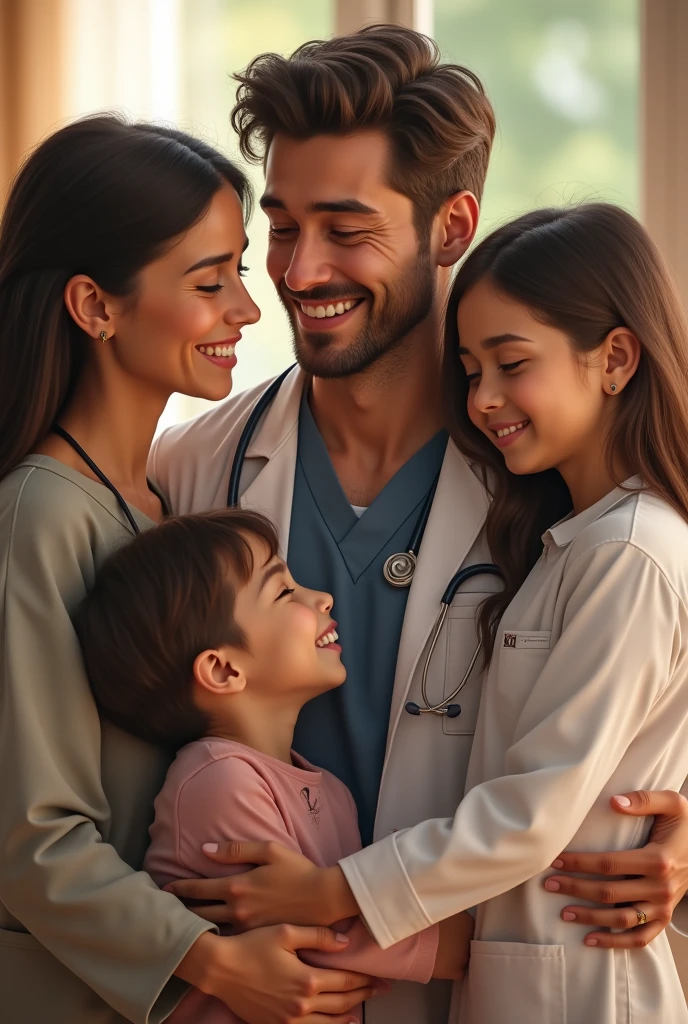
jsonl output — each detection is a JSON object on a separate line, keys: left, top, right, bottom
{"left": 444, "top": 203, "right": 688, "bottom": 661}
{"left": 0, "top": 113, "right": 251, "bottom": 480}
{"left": 74, "top": 509, "right": 279, "bottom": 749}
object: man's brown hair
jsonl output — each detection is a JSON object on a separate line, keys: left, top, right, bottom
{"left": 231, "top": 24, "right": 496, "bottom": 238}
{"left": 74, "top": 509, "right": 279, "bottom": 749}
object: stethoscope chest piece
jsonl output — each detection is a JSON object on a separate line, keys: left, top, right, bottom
{"left": 383, "top": 550, "right": 417, "bottom": 588}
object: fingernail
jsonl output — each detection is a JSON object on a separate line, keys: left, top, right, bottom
{"left": 202, "top": 842, "right": 219, "bottom": 854}
{"left": 551, "top": 859, "right": 564, "bottom": 869}
{"left": 613, "top": 795, "right": 632, "bottom": 807}
{"left": 585, "top": 937, "right": 598, "bottom": 946}
{"left": 545, "top": 879, "right": 560, "bottom": 891}
{"left": 336, "top": 933, "right": 349, "bottom": 943}
{"left": 562, "top": 911, "right": 576, "bottom": 921}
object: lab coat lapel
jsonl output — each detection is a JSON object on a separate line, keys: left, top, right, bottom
{"left": 238, "top": 366, "right": 306, "bottom": 556}
{"left": 384, "top": 442, "right": 490, "bottom": 754}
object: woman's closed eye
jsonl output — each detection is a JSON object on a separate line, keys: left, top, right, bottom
{"left": 499, "top": 359, "right": 527, "bottom": 374}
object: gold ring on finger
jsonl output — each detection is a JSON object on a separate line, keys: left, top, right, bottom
{"left": 636, "top": 908, "right": 648, "bottom": 927}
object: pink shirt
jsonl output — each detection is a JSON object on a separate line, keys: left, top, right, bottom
{"left": 145, "top": 738, "right": 439, "bottom": 1024}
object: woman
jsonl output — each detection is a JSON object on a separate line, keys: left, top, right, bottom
{"left": 203, "top": 204, "right": 688, "bottom": 1023}
{"left": 0, "top": 114, "right": 373, "bottom": 1024}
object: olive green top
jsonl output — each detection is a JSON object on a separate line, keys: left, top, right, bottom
{"left": 0, "top": 457, "right": 211, "bottom": 1024}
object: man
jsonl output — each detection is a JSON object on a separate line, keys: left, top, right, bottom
{"left": 151, "top": 24, "right": 688, "bottom": 1024}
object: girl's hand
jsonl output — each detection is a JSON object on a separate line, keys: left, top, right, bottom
{"left": 164, "top": 841, "right": 358, "bottom": 928}
{"left": 176, "top": 927, "right": 378, "bottom": 1024}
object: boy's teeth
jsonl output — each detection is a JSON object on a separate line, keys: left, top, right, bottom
{"left": 317, "top": 629, "right": 339, "bottom": 648}
{"left": 496, "top": 421, "right": 527, "bottom": 438}
{"left": 301, "top": 300, "right": 356, "bottom": 318}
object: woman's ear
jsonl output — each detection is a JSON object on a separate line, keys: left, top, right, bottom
{"left": 193, "top": 647, "right": 247, "bottom": 698}
{"left": 63, "top": 275, "right": 116, "bottom": 341}
{"left": 433, "top": 191, "right": 480, "bottom": 269}
{"left": 602, "top": 327, "right": 641, "bottom": 395}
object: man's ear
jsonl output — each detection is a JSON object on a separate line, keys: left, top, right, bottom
{"left": 432, "top": 190, "right": 480, "bottom": 269}
{"left": 193, "top": 646, "right": 247, "bottom": 697}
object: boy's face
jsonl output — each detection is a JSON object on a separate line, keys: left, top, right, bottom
{"left": 227, "top": 534, "right": 346, "bottom": 702}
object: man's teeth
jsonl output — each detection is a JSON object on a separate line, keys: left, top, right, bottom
{"left": 496, "top": 421, "right": 528, "bottom": 438}
{"left": 316, "top": 629, "right": 339, "bottom": 648}
{"left": 198, "top": 344, "right": 236, "bottom": 357}
{"left": 300, "top": 300, "right": 356, "bottom": 319}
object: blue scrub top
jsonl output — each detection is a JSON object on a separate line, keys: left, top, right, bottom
{"left": 289, "top": 392, "right": 448, "bottom": 843}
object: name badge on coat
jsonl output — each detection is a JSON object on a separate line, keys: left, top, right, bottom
{"left": 502, "top": 630, "right": 551, "bottom": 650}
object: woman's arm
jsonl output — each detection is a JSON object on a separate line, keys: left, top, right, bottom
{"left": 0, "top": 475, "right": 212, "bottom": 1022}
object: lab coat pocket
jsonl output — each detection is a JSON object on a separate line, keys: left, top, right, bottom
{"left": 442, "top": 603, "right": 485, "bottom": 736}
{"left": 461, "top": 939, "right": 566, "bottom": 1024}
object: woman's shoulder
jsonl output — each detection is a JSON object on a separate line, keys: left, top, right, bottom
{"left": 0, "top": 457, "right": 127, "bottom": 559}
{"left": 571, "top": 488, "right": 688, "bottom": 595}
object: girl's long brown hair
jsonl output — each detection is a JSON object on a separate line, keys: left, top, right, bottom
{"left": 444, "top": 203, "right": 688, "bottom": 661}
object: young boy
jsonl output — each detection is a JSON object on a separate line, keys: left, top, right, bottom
{"left": 75, "top": 509, "right": 472, "bottom": 1023}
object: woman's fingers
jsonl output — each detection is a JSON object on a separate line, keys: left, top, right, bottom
{"left": 582, "top": 919, "right": 665, "bottom": 950}
{"left": 164, "top": 876, "right": 231, "bottom": 901}
{"left": 560, "top": 900, "right": 661, "bottom": 931}
{"left": 544, "top": 874, "right": 667, "bottom": 905}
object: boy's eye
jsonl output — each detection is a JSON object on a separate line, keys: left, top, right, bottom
{"left": 196, "top": 284, "right": 224, "bottom": 294}
{"left": 277, "top": 587, "right": 295, "bottom": 600}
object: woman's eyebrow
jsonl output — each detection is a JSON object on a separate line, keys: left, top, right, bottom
{"left": 184, "top": 252, "right": 233, "bottom": 274}
{"left": 459, "top": 333, "right": 533, "bottom": 355}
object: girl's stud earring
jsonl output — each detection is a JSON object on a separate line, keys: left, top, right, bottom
{"left": 610, "top": 383, "right": 617, "bottom": 393}
{"left": 100, "top": 331, "right": 107, "bottom": 344}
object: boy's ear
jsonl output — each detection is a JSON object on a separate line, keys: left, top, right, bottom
{"left": 193, "top": 646, "right": 247, "bottom": 697}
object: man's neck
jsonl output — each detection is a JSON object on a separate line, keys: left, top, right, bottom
{"left": 309, "top": 320, "right": 444, "bottom": 506}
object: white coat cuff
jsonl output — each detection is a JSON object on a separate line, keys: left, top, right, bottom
{"left": 672, "top": 896, "right": 688, "bottom": 938}
{"left": 339, "top": 834, "right": 431, "bottom": 949}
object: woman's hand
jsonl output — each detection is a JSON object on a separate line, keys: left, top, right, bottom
{"left": 165, "top": 841, "right": 358, "bottom": 929}
{"left": 176, "top": 927, "right": 378, "bottom": 1024}
{"left": 544, "top": 790, "right": 688, "bottom": 948}
{"left": 432, "top": 912, "right": 474, "bottom": 980}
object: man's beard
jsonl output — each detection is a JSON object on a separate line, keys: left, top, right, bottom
{"left": 280, "top": 251, "right": 435, "bottom": 380}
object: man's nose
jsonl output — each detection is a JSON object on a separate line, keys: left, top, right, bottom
{"left": 283, "top": 234, "right": 332, "bottom": 295}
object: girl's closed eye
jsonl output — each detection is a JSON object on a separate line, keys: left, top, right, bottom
{"left": 196, "top": 283, "right": 223, "bottom": 294}
{"left": 276, "top": 586, "right": 295, "bottom": 600}
{"left": 499, "top": 359, "right": 527, "bottom": 373}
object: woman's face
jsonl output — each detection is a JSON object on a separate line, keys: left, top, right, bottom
{"left": 457, "top": 278, "right": 608, "bottom": 479}
{"left": 109, "top": 184, "right": 260, "bottom": 402}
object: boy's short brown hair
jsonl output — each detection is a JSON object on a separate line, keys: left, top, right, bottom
{"left": 74, "top": 509, "right": 279, "bottom": 749}
{"left": 231, "top": 23, "right": 496, "bottom": 240}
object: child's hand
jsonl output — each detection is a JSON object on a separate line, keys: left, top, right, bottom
{"left": 431, "top": 911, "right": 474, "bottom": 980}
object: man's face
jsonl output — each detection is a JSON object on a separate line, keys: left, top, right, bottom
{"left": 262, "top": 131, "right": 436, "bottom": 378}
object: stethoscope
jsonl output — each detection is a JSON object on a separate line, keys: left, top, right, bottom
{"left": 226, "top": 368, "right": 503, "bottom": 719}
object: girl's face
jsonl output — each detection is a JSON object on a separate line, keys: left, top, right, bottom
{"left": 106, "top": 184, "right": 260, "bottom": 401}
{"left": 457, "top": 278, "right": 610, "bottom": 479}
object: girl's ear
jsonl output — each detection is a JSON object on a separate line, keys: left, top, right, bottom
{"left": 602, "top": 327, "right": 641, "bottom": 395}
{"left": 193, "top": 646, "right": 247, "bottom": 697}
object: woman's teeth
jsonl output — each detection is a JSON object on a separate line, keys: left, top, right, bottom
{"left": 198, "top": 344, "right": 235, "bottom": 357}
{"left": 300, "top": 300, "right": 356, "bottom": 319}
{"left": 316, "top": 629, "right": 339, "bottom": 648}
{"left": 496, "top": 420, "right": 529, "bottom": 438}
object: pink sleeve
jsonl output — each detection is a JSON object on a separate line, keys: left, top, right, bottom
{"left": 172, "top": 757, "right": 439, "bottom": 982}
{"left": 302, "top": 918, "right": 439, "bottom": 983}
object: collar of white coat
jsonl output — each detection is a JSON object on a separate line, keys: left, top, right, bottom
{"left": 245, "top": 364, "right": 307, "bottom": 460}
{"left": 543, "top": 475, "right": 644, "bottom": 549}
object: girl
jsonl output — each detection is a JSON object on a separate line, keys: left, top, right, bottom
{"left": 0, "top": 115, "right": 371, "bottom": 1024}
{"left": 203, "top": 204, "right": 688, "bottom": 1023}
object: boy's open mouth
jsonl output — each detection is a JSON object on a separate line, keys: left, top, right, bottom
{"left": 316, "top": 622, "right": 340, "bottom": 649}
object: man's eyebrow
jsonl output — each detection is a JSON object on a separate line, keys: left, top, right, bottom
{"left": 259, "top": 195, "right": 380, "bottom": 216}
{"left": 184, "top": 252, "right": 233, "bottom": 274}
{"left": 259, "top": 560, "right": 287, "bottom": 591}
{"left": 458, "top": 333, "right": 534, "bottom": 355}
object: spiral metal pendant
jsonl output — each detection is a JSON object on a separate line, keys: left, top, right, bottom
{"left": 383, "top": 550, "right": 417, "bottom": 588}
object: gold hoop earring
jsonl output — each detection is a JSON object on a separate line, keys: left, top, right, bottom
{"left": 100, "top": 331, "right": 107, "bottom": 344}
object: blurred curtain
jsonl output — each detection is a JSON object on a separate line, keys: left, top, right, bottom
{"left": 0, "top": 0, "right": 69, "bottom": 203}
